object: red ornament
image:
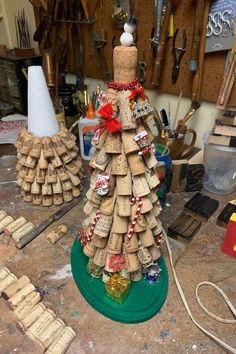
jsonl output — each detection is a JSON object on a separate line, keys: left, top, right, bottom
{"left": 128, "top": 86, "right": 148, "bottom": 101}
{"left": 97, "top": 103, "right": 122, "bottom": 133}
{"left": 109, "top": 255, "right": 126, "bottom": 272}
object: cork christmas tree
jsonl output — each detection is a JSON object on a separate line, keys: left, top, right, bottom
{"left": 72, "top": 18, "right": 168, "bottom": 322}
{"left": 15, "top": 66, "right": 83, "bottom": 206}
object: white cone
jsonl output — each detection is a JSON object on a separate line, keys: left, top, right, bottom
{"left": 27, "top": 66, "right": 59, "bottom": 137}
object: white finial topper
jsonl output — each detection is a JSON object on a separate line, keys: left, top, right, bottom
{"left": 120, "top": 16, "right": 137, "bottom": 47}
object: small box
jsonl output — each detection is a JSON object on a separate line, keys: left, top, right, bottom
{"left": 105, "top": 274, "right": 131, "bottom": 304}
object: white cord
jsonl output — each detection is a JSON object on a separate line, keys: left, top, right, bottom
{"left": 163, "top": 229, "right": 236, "bottom": 353}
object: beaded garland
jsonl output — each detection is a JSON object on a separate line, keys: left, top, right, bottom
{"left": 107, "top": 78, "right": 139, "bottom": 91}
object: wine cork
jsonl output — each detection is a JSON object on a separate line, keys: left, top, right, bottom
{"left": 53, "top": 194, "right": 63, "bottom": 206}
{"left": 59, "top": 130, "right": 76, "bottom": 150}
{"left": 120, "top": 269, "right": 130, "bottom": 280}
{"left": 112, "top": 206, "right": 128, "bottom": 234}
{"left": 0, "top": 267, "right": 11, "bottom": 282}
{"left": 25, "top": 168, "right": 36, "bottom": 183}
{"left": 23, "top": 192, "right": 33, "bottom": 203}
{"left": 42, "top": 195, "right": 53, "bottom": 207}
{"left": 63, "top": 190, "right": 73, "bottom": 202}
{"left": 0, "top": 273, "right": 17, "bottom": 294}
{"left": 46, "top": 225, "right": 68, "bottom": 244}
{"left": 116, "top": 168, "right": 132, "bottom": 195}
{"left": 86, "top": 189, "right": 102, "bottom": 207}
{"left": 72, "top": 186, "right": 81, "bottom": 198}
{"left": 116, "top": 195, "right": 131, "bottom": 217}
{"left": 149, "top": 189, "right": 158, "bottom": 203}
{"left": 67, "top": 170, "right": 80, "bottom": 186}
{"left": 137, "top": 244, "right": 153, "bottom": 267}
{"left": 22, "top": 181, "right": 31, "bottom": 192}
{"left": 47, "top": 164, "right": 57, "bottom": 184}
{"left": 61, "top": 179, "right": 72, "bottom": 192}
{"left": 104, "top": 252, "right": 116, "bottom": 273}
{"left": 35, "top": 167, "right": 46, "bottom": 184}
{"left": 42, "top": 180, "right": 53, "bottom": 195}
{"left": 31, "top": 178, "right": 41, "bottom": 194}
{"left": 143, "top": 151, "right": 158, "bottom": 169}
{"left": 93, "top": 248, "right": 107, "bottom": 267}
{"left": 52, "top": 176, "right": 62, "bottom": 194}
{"left": 13, "top": 290, "right": 41, "bottom": 320}
{"left": 20, "top": 134, "right": 33, "bottom": 155}
{"left": 124, "top": 252, "right": 139, "bottom": 272}
{"left": 2, "top": 275, "right": 30, "bottom": 300}
{"left": 140, "top": 197, "right": 152, "bottom": 214}
{"left": 83, "top": 200, "right": 95, "bottom": 215}
{"left": 4, "top": 217, "right": 27, "bottom": 236}
{"left": 16, "top": 176, "right": 23, "bottom": 186}
{"left": 105, "top": 88, "right": 118, "bottom": 114}
{"left": 26, "top": 309, "right": 56, "bottom": 341}
{"left": 130, "top": 269, "right": 142, "bottom": 282}
{"left": 113, "top": 46, "right": 137, "bottom": 83}
{"left": 122, "top": 130, "right": 140, "bottom": 154}
{"left": 19, "top": 154, "right": 27, "bottom": 166}
{"left": 124, "top": 233, "right": 139, "bottom": 253}
{"left": 18, "top": 165, "right": 28, "bottom": 178}
{"left": 94, "top": 214, "right": 113, "bottom": 238}
{"left": 104, "top": 133, "right": 122, "bottom": 154}
{"left": 45, "top": 327, "right": 76, "bottom": 354}
{"left": 149, "top": 244, "right": 161, "bottom": 260}
{"left": 17, "top": 303, "right": 46, "bottom": 333}
{"left": 107, "top": 233, "right": 123, "bottom": 254}
{"left": 118, "top": 90, "right": 137, "bottom": 130}
{"left": 12, "top": 222, "right": 34, "bottom": 242}
{"left": 89, "top": 147, "right": 110, "bottom": 171}
{"left": 33, "top": 194, "right": 42, "bottom": 206}
{"left": 133, "top": 175, "right": 150, "bottom": 197}
{"left": 92, "top": 234, "right": 108, "bottom": 249}
{"left": 127, "top": 153, "right": 146, "bottom": 176}
{"left": 100, "top": 192, "right": 117, "bottom": 216}
{"left": 61, "top": 152, "right": 72, "bottom": 164}
{"left": 36, "top": 318, "right": 65, "bottom": 351}
{"left": 25, "top": 155, "right": 37, "bottom": 169}
{"left": 0, "top": 215, "right": 15, "bottom": 233}
{"left": 51, "top": 149, "right": 63, "bottom": 168}
{"left": 15, "top": 128, "right": 27, "bottom": 149}
{"left": 144, "top": 211, "right": 158, "bottom": 229}
{"left": 152, "top": 205, "right": 161, "bottom": 218}
{"left": 65, "top": 161, "right": 80, "bottom": 175}
{"left": 111, "top": 147, "right": 128, "bottom": 175}
{"left": 42, "top": 137, "right": 54, "bottom": 159}
{"left": 83, "top": 242, "right": 97, "bottom": 258}
{"left": 0, "top": 210, "right": 7, "bottom": 222}
{"left": 56, "top": 166, "right": 68, "bottom": 181}
{"left": 51, "top": 135, "right": 67, "bottom": 156}
{"left": 8, "top": 283, "right": 35, "bottom": 309}
{"left": 138, "top": 229, "right": 155, "bottom": 247}
{"left": 145, "top": 170, "right": 160, "bottom": 189}
{"left": 93, "top": 130, "right": 108, "bottom": 149}
{"left": 29, "top": 137, "right": 41, "bottom": 159}
{"left": 38, "top": 150, "right": 48, "bottom": 170}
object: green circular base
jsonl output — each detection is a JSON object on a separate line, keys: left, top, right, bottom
{"left": 71, "top": 240, "right": 168, "bottom": 323}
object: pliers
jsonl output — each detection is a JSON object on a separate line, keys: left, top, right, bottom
{"left": 172, "top": 29, "right": 187, "bottom": 84}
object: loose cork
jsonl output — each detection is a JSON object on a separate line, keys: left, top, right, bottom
{"left": 12, "top": 222, "right": 34, "bottom": 242}
{"left": 113, "top": 46, "right": 137, "bottom": 83}
{"left": 4, "top": 217, "right": 27, "bottom": 236}
{"left": 17, "top": 303, "right": 46, "bottom": 333}
{"left": 0, "top": 210, "right": 8, "bottom": 222}
{"left": 26, "top": 309, "right": 56, "bottom": 341}
{"left": 36, "top": 318, "right": 65, "bottom": 351}
{"left": 13, "top": 290, "right": 41, "bottom": 320}
{"left": 45, "top": 326, "right": 76, "bottom": 354}
{"left": 0, "top": 216, "right": 14, "bottom": 233}
{"left": 0, "top": 267, "right": 11, "bottom": 282}
{"left": 2, "top": 275, "right": 30, "bottom": 300}
{"left": 7, "top": 282, "right": 35, "bottom": 309}
{"left": 46, "top": 225, "right": 68, "bottom": 244}
{"left": 0, "top": 273, "right": 17, "bottom": 294}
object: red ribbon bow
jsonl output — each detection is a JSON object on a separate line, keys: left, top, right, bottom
{"left": 128, "top": 86, "right": 147, "bottom": 101}
{"left": 97, "top": 103, "right": 122, "bottom": 133}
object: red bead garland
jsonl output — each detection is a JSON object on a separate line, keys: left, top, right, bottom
{"left": 107, "top": 78, "right": 139, "bottom": 91}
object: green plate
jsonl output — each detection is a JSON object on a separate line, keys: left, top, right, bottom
{"left": 71, "top": 240, "right": 168, "bottom": 323}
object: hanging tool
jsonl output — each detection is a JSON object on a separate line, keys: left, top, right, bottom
{"left": 172, "top": 28, "right": 187, "bottom": 84}
{"left": 93, "top": 31, "right": 112, "bottom": 82}
{"left": 78, "top": 0, "right": 97, "bottom": 24}
{"left": 150, "top": 0, "right": 163, "bottom": 54}
{"left": 111, "top": 0, "right": 129, "bottom": 28}
{"left": 152, "top": 0, "right": 177, "bottom": 86}
{"left": 137, "top": 52, "right": 147, "bottom": 84}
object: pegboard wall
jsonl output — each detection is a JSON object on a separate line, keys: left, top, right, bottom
{"left": 35, "top": 0, "right": 236, "bottom": 105}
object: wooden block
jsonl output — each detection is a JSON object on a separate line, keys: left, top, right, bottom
{"left": 171, "top": 159, "right": 188, "bottom": 193}
{"left": 208, "top": 134, "right": 236, "bottom": 147}
{"left": 214, "top": 124, "right": 236, "bottom": 137}
{"left": 168, "top": 212, "right": 202, "bottom": 242}
{"left": 217, "top": 203, "right": 236, "bottom": 228}
{"left": 185, "top": 164, "right": 205, "bottom": 192}
{"left": 221, "top": 213, "right": 236, "bottom": 258}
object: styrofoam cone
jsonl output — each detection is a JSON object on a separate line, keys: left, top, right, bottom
{"left": 27, "top": 66, "right": 59, "bottom": 137}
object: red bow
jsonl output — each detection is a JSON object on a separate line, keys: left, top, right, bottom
{"left": 128, "top": 86, "right": 147, "bottom": 101}
{"left": 97, "top": 103, "right": 122, "bottom": 133}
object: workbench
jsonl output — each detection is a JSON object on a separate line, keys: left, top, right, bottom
{"left": 0, "top": 155, "right": 235, "bottom": 354}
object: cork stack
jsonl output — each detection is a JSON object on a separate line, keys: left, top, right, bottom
{"left": 79, "top": 44, "right": 164, "bottom": 283}
{"left": 15, "top": 126, "right": 83, "bottom": 206}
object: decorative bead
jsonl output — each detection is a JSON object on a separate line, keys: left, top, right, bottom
{"left": 107, "top": 79, "right": 139, "bottom": 91}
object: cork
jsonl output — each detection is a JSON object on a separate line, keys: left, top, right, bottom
{"left": 4, "top": 217, "right": 27, "bottom": 236}
{"left": 15, "top": 128, "right": 27, "bottom": 149}
{"left": 100, "top": 192, "right": 117, "bottom": 216}
{"left": 93, "top": 248, "right": 107, "bottom": 267}
{"left": 104, "top": 133, "right": 122, "bottom": 154}
{"left": 65, "top": 161, "right": 79, "bottom": 175}
{"left": 13, "top": 290, "right": 41, "bottom": 320}
{"left": 51, "top": 135, "right": 67, "bottom": 156}
{"left": 19, "top": 154, "right": 27, "bottom": 166}
{"left": 33, "top": 194, "right": 42, "bottom": 206}
{"left": 22, "top": 181, "right": 31, "bottom": 192}
{"left": 29, "top": 137, "right": 42, "bottom": 159}
{"left": 35, "top": 167, "right": 46, "bottom": 184}
{"left": 23, "top": 192, "right": 33, "bottom": 203}
{"left": 53, "top": 194, "right": 63, "bottom": 206}
{"left": 0, "top": 267, "right": 11, "bottom": 282}
{"left": 42, "top": 195, "right": 53, "bottom": 207}
{"left": 45, "top": 326, "right": 76, "bottom": 354}
{"left": 104, "top": 252, "right": 116, "bottom": 272}
{"left": 112, "top": 206, "right": 128, "bottom": 234}
{"left": 144, "top": 211, "right": 158, "bottom": 229}
{"left": 61, "top": 179, "right": 72, "bottom": 192}
{"left": 52, "top": 176, "right": 62, "bottom": 194}
{"left": 24, "top": 168, "right": 36, "bottom": 183}
{"left": 107, "top": 233, "right": 123, "bottom": 254}
{"left": 91, "top": 234, "right": 108, "bottom": 249}
{"left": 46, "top": 225, "right": 68, "bottom": 244}
{"left": 130, "top": 269, "right": 142, "bottom": 282}
{"left": 93, "top": 130, "right": 108, "bottom": 149}
{"left": 0, "top": 273, "right": 17, "bottom": 294}
{"left": 16, "top": 176, "right": 23, "bottom": 187}
{"left": 83, "top": 200, "right": 95, "bottom": 215}
{"left": 138, "top": 229, "right": 155, "bottom": 247}
{"left": 25, "top": 155, "right": 37, "bottom": 169}
{"left": 105, "top": 88, "right": 118, "bottom": 114}
{"left": 111, "top": 146, "right": 128, "bottom": 175}
{"left": 137, "top": 244, "right": 153, "bottom": 267}
{"left": 18, "top": 165, "right": 28, "bottom": 178}
{"left": 131, "top": 204, "right": 146, "bottom": 232}
{"left": 140, "top": 197, "right": 153, "bottom": 214}
{"left": 61, "top": 152, "right": 73, "bottom": 164}
{"left": 2, "top": 275, "right": 30, "bottom": 300}
{"left": 124, "top": 252, "right": 139, "bottom": 272}
{"left": 94, "top": 214, "right": 112, "bottom": 238}
{"left": 36, "top": 318, "right": 65, "bottom": 351}
{"left": 83, "top": 242, "right": 97, "bottom": 258}
{"left": 26, "top": 309, "right": 56, "bottom": 341}
{"left": 72, "top": 186, "right": 81, "bottom": 198}
{"left": 113, "top": 46, "right": 137, "bottom": 83}
{"left": 148, "top": 244, "right": 161, "bottom": 260}
{"left": 117, "top": 195, "right": 131, "bottom": 217}
{"left": 0, "top": 216, "right": 14, "bottom": 233}
{"left": 67, "top": 170, "right": 80, "bottom": 186}
{"left": 90, "top": 147, "right": 110, "bottom": 171}
{"left": 51, "top": 149, "right": 63, "bottom": 168}
{"left": 42, "top": 137, "right": 54, "bottom": 159}
{"left": 7, "top": 283, "right": 35, "bottom": 310}
{"left": 38, "top": 150, "right": 48, "bottom": 169}
{"left": 20, "top": 134, "right": 33, "bottom": 155}
{"left": 86, "top": 189, "right": 102, "bottom": 207}
{"left": 59, "top": 130, "right": 76, "bottom": 150}
{"left": 122, "top": 131, "right": 140, "bottom": 154}
{"left": 12, "top": 222, "right": 34, "bottom": 242}
{"left": 152, "top": 205, "right": 161, "bottom": 218}
{"left": 47, "top": 164, "right": 57, "bottom": 183}
{"left": 17, "top": 303, "right": 46, "bottom": 333}
{"left": 31, "top": 178, "right": 41, "bottom": 194}
{"left": 42, "top": 180, "right": 53, "bottom": 195}
{"left": 149, "top": 189, "right": 158, "bottom": 203}
{"left": 118, "top": 90, "right": 137, "bottom": 130}
{"left": 124, "top": 233, "right": 139, "bottom": 253}
{"left": 133, "top": 175, "right": 150, "bottom": 197}
{"left": 143, "top": 151, "right": 158, "bottom": 169}
{"left": 62, "top": 190, "right": 73, "bottom": 202}
{"left": 116, "top": 168, "right": 132, "bottom": 195}
{"left": 127, "top": 153, "right": 146, "bottom": 176}
{"left": 56, "top": 166, "right": 68, "bottom": 181}
{"left": 145, "top": 170, "right": 160, "bottom": 189}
